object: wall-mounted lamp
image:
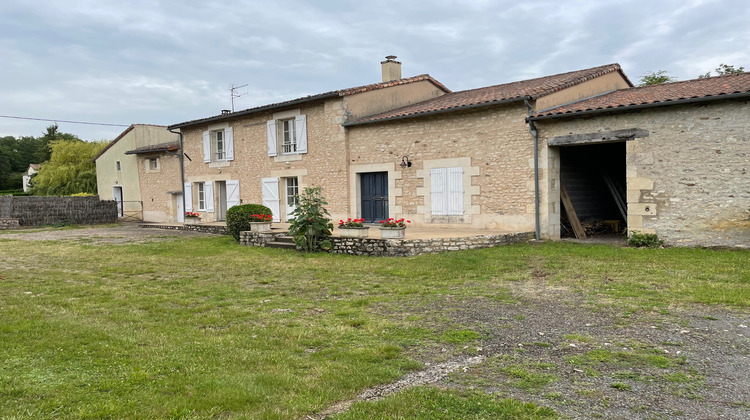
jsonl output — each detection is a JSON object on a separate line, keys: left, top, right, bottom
{"left": 399, "top": 156, "right": 412, "bottom": 168}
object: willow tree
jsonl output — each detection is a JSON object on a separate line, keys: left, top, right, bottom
{"left": 30, "top": 140, "right": 107, "bottom": 196}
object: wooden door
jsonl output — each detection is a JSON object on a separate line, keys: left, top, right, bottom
{"left": 361, "top": 172, "right": 388, "bottom": 223}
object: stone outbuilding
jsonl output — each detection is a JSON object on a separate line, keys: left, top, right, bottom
{"left": 529, "top": 73, "right": 750, "bottom": 247}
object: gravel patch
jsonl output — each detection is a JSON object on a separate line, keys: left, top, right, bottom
{"left": 0, "top": 222, "right": 218, "bottom": 244}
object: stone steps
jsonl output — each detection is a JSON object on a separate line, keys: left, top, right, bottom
{"left": 266, "top": 235, "right": 297, "bottom": 250}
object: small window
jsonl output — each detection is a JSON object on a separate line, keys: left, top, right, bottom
{"left": 280, "top": 119, "right": 297, "bottom": 154}
{"left": 148, "top": 158, "right": 158, "bottom": 170}
{"left": 197, "top": 182, "right": 205, "bottom": 210}
{"left": 116, "top": 161, "right": 121, "bottom": 171}
{"left": 214, "top": 130, "right": 226, "bottom": 160}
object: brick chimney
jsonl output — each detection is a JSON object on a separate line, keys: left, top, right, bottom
{"left": 381, "top": 55, "right": 402, "bottom": 82}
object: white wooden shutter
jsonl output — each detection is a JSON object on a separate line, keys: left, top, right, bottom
{"left": 447, "top": 167, "right": 464, "bottom": 215}
{"left": 205, "top": 181, "right": 214, "bottom": 212}
{"left": 184, "top": 182, "right": 193, "bottom": 212}
{"left": 226, "top": 180, "right": 240, "bottom": 209}
{"left": 261, "top": 177, "right": 281, "bottom": 222}
{"left": 225, "top": 127, "right": 234, "bottom": 161}
{"left": 430, "top": 168, "right": 446, "bottom": 215}
{"left": 295, "top": 115, "right": 307, "bottom": 154}
{"left": 203, "top": 131, "right": 211, "bottom": 162}
{"left": 267, "top": 120, "right": 277, "bottom": 157}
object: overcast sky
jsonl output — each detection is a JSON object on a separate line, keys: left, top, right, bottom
{"left": 1, "top": 0, "right": 748, "bottom": 141}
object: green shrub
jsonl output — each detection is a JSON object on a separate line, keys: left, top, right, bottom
{"left": 287, "top": 187, "right": 333, "bottom": 252}
{"left": 225, "top": 204, "right": 273, "bottom": 241}
{"left": 627, "top": 231, "right": 664, "bottom": 248}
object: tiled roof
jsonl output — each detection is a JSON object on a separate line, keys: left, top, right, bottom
{"left": 28, "top": 164, "right": 41, "bottom": 170}
{"left": 531, "top": 72, "right": 750, "bottom": 120}
{"left": 124, "top": 142, "right": 180, "bottom": 155}
{"left": 93, "top": 124, "right": 171, "bottom": 161}
{"left": 169, "top": 75, "right": 451, "bottom": 129}
{"left": 345, "top": 63, "right": 628, "bottom": 126}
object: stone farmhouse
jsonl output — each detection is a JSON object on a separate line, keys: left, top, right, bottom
{"left": 98, "top": 57, "right": 748, "bottom": 247}
{"left": 94, "top": 124, "right": 179, "bottom": 222}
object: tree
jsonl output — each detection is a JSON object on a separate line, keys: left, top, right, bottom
{"left": 36, "top": 124, "right": 81, "bottom": 163}
{"left": 698, "top": 63, "right": 746, "bottom": 79}
{"left": 30, "top": 140, "right": 107, "bottom": 196}
{"left": 639, "top": 70, "right": 676, "bottom": 86}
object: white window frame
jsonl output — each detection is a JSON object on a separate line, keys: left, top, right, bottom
{"left": 197, "top": 182, "right": 206, "bottom": 211}
{"left": 214, "top": 130, "right": 226, "bottom": 161}
{"left": 267, "top": 112, "right": 306, "bottom": 157}
{"left": 280, "top": 118, "right": 296, "bottom": 155}
{"left": 148, "top": 158, "right": 158, "bottom": 170}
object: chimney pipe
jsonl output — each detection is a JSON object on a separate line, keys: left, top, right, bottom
{"left": 381, "top": 55, "right": 402, "bottom": 82}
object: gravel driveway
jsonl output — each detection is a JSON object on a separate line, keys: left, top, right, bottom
{"left": 0, "top": 222, "right": 219, "bottom": 244}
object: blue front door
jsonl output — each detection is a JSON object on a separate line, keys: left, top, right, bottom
{"left": 361, "top": 172, "right": 388, "bottom": 223}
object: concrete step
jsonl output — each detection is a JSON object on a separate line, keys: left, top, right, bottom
{"left": 266, "top": 236, "right": 297, "bottom": 249}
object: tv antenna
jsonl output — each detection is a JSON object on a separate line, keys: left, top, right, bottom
{"left": 230, "top": 84, "right": 248, "bottom": 112}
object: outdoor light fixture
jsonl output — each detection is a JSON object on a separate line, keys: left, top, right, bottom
{"left": 399, "top": 156, "right": 412, "bottom": 168}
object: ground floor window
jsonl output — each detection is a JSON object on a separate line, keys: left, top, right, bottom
{"left": 431, "top": 167, "right": 463, "bottom": 216}
{"left": 197, "top": 182, "right": 205, "bottom": 210}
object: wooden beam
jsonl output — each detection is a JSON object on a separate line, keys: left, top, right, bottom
{"left": 548, "top": 128, "right": 649, "bottom": 147}
{"left": 560, "top": 184, "right": 587, "bottom": 239}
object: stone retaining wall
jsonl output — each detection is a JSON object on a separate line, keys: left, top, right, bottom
{"left": 240, "top": 230, "right": 534, "bottom": 256}
{"left": 139, "top": 223, "right": 229, "bottom": 235}
{"left": 0, "top": 195, "right": 117, "bottom": 226}
{"left": 0, "top": 218, "right": 20, "bottom": 230}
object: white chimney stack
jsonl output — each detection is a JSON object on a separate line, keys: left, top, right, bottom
{"left": 381, "top": 55, "right": 402, "bottom": 82}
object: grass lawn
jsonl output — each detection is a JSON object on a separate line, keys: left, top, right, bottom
{"left": 0, "top": 234, "right": 748, "bottom": 418}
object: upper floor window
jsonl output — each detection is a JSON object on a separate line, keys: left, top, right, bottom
{"left": 202, "top": 127, "right": 234, "bottom": 163}
{"left": 148, "top": 158, "right": 158, "bottom": 170}
{"left": 116, "top": 161, "right": 121, "bottom": 171}
{"left": 267, "top": 115, "right": 307, "bottom": 157}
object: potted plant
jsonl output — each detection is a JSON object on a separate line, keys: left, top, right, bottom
{"left": 184, "top": 211, "right": 201, "bottom": 225}
{"left": 248, "top": 213, "right": 273, "bottom": 232}
{"left": 379, "top": 218, "right": 411, "bottom": 239}
{"left": 338, "top": 218, "right": 370, "bottom": 238}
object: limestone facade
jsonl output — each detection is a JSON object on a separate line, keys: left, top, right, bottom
{"left": 535, "top": 99, "right": 750, "bottom": 247}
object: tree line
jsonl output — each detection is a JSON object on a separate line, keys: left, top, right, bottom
{"left": 0, "top": 124, "right": 106, "bottom": 195}
{"left": 639, "top": 63, "right": 745, "bottom": 86}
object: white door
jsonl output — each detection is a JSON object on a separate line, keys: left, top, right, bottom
{"left": 261, "top": 177, "right": 280, "bottom": 222}
{"left": 285, "top": 177, "right": 298, "bottom": 221}
{"left": 176, "top": 193, "right": 184, "bottom": 222}
{"left": 112, "top": 186, "right": 123, "bottom": 217}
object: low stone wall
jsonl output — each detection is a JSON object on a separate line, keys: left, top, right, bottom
{"left": 0, "top": 195, "right": 117, "bottom": 226}
{"left": 139, "top": 223, "right": 229, "bottom": 235}
{"left": 240, "top": 230, "right": 535, "bottom": 256}
{"left": 0, "top": 218, "right": 20, "bottom": 230}
{"left": 239, "top": 231, "right": 290, "bottom": 246}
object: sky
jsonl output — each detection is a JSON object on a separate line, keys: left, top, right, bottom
{"left": 1, "top": 0, "right": 748, "bottom": 141}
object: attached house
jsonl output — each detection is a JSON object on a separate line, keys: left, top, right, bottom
{"left": 529, "top": 73, "right": 750, "bottom": 247}
{"left": 162, "top": 57, "right": 748, "bottom": 247}
{"left": 168, "top": 57, "right": 449, "bottom": 223}
{"left": 94, "top": 124, "right": 179, "bottom": 221}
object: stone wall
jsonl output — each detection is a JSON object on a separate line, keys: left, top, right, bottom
{"left": 139, "top": 223, "right": 229, "bottom": 235}
{"left": 0, "top": 196, "right": 118, "bottom": 226}
{"left": 346, "top": 104, "right": 537, "bottom": 231}
{"left": 0, "top": 218, "right": 20, "bottom": 230}
{"left": 239, "top": 230, "right": 534, "bottom": 256}
{"left": 137, "top": 152, "right": 182, "bottom": 223}
{"left": 536, "top": 99, "right": 750, "bottom": 248}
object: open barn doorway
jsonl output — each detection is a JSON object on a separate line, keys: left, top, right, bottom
{"left": 559, "top": 142, "right": 626, "bottom": 239}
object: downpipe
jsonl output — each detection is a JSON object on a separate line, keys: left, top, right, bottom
{"left": 524, "top": 98, "right": 541, "bottom": 241}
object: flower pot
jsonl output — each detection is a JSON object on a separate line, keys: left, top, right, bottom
{"left": 379, "top": 227, "right": 406, "bottom": 239}
{"left": 249, "top": 222, "right": 272, "bottom": 232}
{"left": 339, "top": 226, "right": 370, "bottom": 238}
{"left": 184, "top": 217, "right": 200, "bottom": 225}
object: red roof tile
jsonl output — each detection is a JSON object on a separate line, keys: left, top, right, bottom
{"left": 346, "top": 64, "right": 628, "bottom": 126}
{"left": 169, "top": 75, "right": 451, "bottom": 129}
{"left": 532, "top": 72, "right": 750, "bottom": 119}
{"left": 125, "top": 142, "right": 180, "bottom": 155}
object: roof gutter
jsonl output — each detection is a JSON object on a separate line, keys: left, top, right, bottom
{"left": 342, "top": 97, "right": 524, "bottom": 127}
{"left": 524, "top": 97, "right": 540, "bottom": 241}
{"left": 528, "top": 91, "right": 750, "bottom": 122}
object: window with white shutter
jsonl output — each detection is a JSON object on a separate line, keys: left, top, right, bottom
{"left": 266, "top": 115, "right": 307, "bottom": 156}
{"left": 184, "top": 182, "right": 193, "bottom": 212}
{"left": 430, "top": 167, "right": 463, "bottom": 216}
